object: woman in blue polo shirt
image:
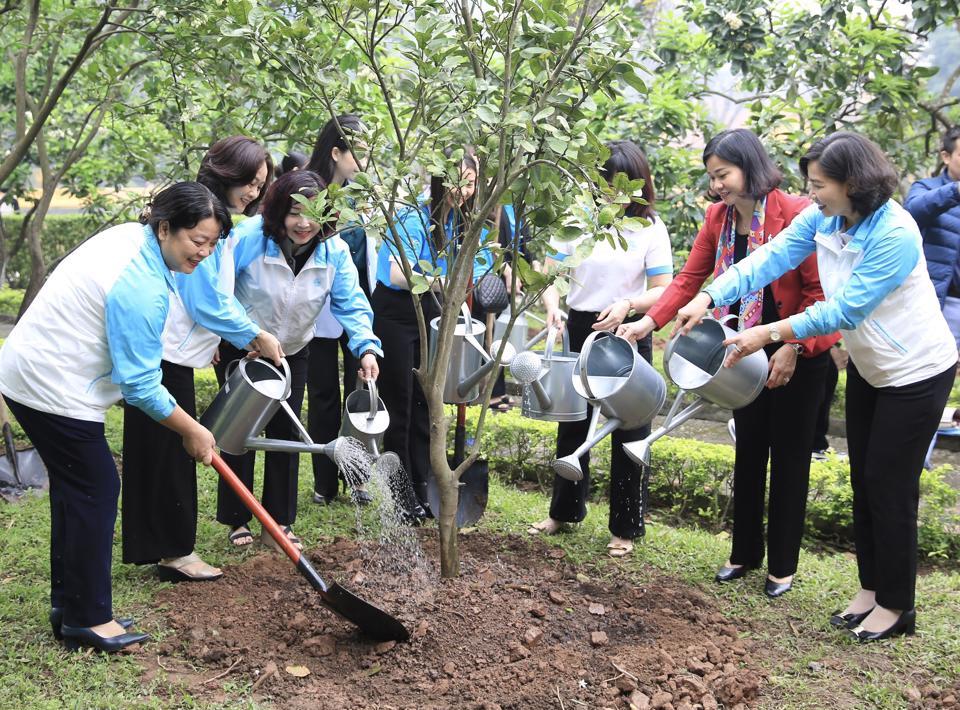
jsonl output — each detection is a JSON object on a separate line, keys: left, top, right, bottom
{"left": 0, "top": 182, "right": 231, "bottom": 652}
{"left": 676, "top": 132, "right": 957, "bottom": 642}
{"left": 371, "top": 149, "right": 490, "bottom": 523}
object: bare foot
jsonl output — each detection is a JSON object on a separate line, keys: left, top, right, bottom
{"left": 228, "top": 526, "right": 254, "bottom": 547}
{"left": 606, "top": 536, "right": 634, "bottom": 558}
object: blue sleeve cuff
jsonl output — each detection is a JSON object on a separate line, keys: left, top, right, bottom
{"left": 646, "top": 264, "right": 672, "bottom": 277}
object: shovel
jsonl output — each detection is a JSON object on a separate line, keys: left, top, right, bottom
{"left": 210, "top": 452, "right": 410, "bottom": 642}
{"left": 0, "top": 399, "right": 48, "bottom": 496}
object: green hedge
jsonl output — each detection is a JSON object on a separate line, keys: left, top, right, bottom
{"left": 1, "top": 214, "right": 100, "bottom": 289}
{"left": 464, "top": 408, "right": 960, "bottom": 560}
{"left": 0, "top": 288, "right": 24, "bottom": 317}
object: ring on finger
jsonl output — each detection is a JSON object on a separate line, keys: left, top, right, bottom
{"left": 733, "top": 344, "right": 744, "bottom": 354}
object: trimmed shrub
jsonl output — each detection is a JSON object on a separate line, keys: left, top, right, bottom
{"left": 1, "top": 214, "right": 101, "bottom": 288}
{"left": 462, "top": 407, "right": 960, "bottom": 560}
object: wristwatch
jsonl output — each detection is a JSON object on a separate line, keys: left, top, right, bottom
{"left": 768, "top": 324, "right": 783, "bottom": 342}
{"left": 789, "top": 342, "right": 804, "bottom": 354}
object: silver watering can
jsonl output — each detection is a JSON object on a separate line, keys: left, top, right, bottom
{"left": 339, "top": 379, "right": 390, "bottom": 457}
{"left": 429, "top": 303, "right": 515, "bottom": 404}
{"left": 551, "top": 331, "right": 667, "bottom": 482}
{"left": 510, "top": 324, "right": 588, "bottom": 423}
{"left": 493, "top": 308, "right": 545, "bottom": 367}
{"left": 200, "top": 357, "right": 351, "bottom": 463}
{"left": 622, "top": 315, "right": 769, "bottom": 467}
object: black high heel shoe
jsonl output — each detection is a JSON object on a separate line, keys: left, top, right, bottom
{"left": 49, "top": 608, "right": 134, "bottom": 641}
{"left": 715, "top": 564, "right": 756, "bottom": 583}
{"left": 847, "top": 609, "right": 916, "bottom": 643}
{"left": 829, "top": 607, "right": 873, "bottom": 629}
{"left": 60, "top": 624, "right": 151, "bottom": 653}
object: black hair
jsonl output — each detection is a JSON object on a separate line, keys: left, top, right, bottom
{"left": 260, "top": 170, "right": 324, "bottom": 244}
{"left": 306, "top": 114, "right": 365, "bottom": 184}
{"left": 600, "top": 140, "right": 656, "bottom": 219}
{"left": 140, "top": 182, "right": 232, "bottom": 239}
{"left": 196, "top": 136, "right": 274, "bottom": 217}
{"left": 702, "top": 129, "right": 782, "bottom": 200}
{"left": 941, "top": 126, "right": 960, "bottom": 156}
{"left": 276, "top": 151, "right": 309, "bottom": 178}
{"left": 800, "top": 131, "right": 899, "bottom": 217}
{"left": 429, "top": 146, "right": 478, "bottom": 252}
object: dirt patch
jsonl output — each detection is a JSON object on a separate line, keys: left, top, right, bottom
{"left": 141, "top": 532, "right": 766, "bottom": 709}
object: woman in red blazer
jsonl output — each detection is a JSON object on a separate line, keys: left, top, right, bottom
{"left": 620, "top": 129, "right": 839, "bottom": 597}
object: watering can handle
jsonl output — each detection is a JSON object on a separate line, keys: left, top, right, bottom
{"left": 361, "top": 378, "right": 379, "bottom": 423}
{"left": 278, "top": 357, "right": 292, "bottom": 401}
{"left": 544, "top": 325, "right": 557, "bottom": 364}
{"left": 224, "top": 358, "right": 241, "bottom": 393}
{"left": 577, "top": 330, "right": 605, "bottom": 401}
{"left": 459, "top": 302, "right": 493, "bottom": 363}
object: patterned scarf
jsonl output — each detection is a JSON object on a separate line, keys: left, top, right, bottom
{"left": 712, "top": 197, "right": 767, "bottom": 330}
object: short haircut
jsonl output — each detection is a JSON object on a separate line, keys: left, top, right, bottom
{"left": 260, "top": 170, "right": 324, "bottom": 244}
{"left": 601, "top": 140, "right": 656, "bottom": 219}
{"left": 800, "top": 131, "right": 899, "bottom": 216}
{"left": 306, "top": 114, "right": 365, "bottom": 184}
{"left": 941, "top": 126, "right": 960, "bottom": 155}
{"left": 702, "top": 129, "right": 782, "bottom": 200}
{"left": 140, "top": 182, "right": 232, "bottom": 239}
{"left": 196, "top": 136, "right": 274, "bottom": 217}
{"left": 276, "top": 151, "right": 308, "bottom": 178}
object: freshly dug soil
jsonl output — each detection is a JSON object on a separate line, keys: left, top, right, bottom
{"left": 142, "top": 532, "right": 765, "bottom": 709}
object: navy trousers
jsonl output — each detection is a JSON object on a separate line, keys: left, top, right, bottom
{"left": 5, "top": 396, "right": 118, "bottom": 628}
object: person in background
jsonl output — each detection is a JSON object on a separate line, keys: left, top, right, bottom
{"left": 0, "top": 183, "right": 229, "bottom": 651}
{"left": 276, "top": 150, "right": 308, "bottom": 178}
{"left": 619, "top": 129, "right": 838, "bottom": 596}
{"left": 372, "top": 148, "right": 489, "bottom": 523}
{"left": 121, "top": 137, "right": 279, "bottom": 578}
{"left": 303, "top": 115, "right": 379, "bottom": 506}
{"left": 906, "top": 126, "right": 960, "bottom": 348}
{"left": 676, "top": 131, "right": 956, "bottom": 641}
{"left": 529, "top": 140, "right": 673, "bottom": 558}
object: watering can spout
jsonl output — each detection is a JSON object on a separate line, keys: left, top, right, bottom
{"left": 622, "top": 439, "right": 652, "bottom": 467}
{"left": 551, "top": 455, "right": 583, "bottom": 482}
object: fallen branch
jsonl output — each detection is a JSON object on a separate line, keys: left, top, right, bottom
{"left": 201, "top": 656, "right": 243, "bottom": 685}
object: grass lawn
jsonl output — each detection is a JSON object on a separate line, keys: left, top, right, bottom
{"left": 1, "top": 407, "right": 958, "bottom": 708}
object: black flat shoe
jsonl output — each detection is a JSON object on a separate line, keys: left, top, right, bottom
{"left": 60, "top": 624, "right": 150, "bottom": 653}
{"left": 847, "top": 609, "right": 916, "bottom": 643}
{"left": 351, "top": 489, "right": 374, "bottom": 506}
{"left": 765, "top": 578, "right": 793, "bottom": 598}
{"left": 715, "top": 564, "right": 755, "bottom": 583}
{"left": 829, "top": 608, "right": 874, "bottom": 629}
{"left": 312, "top": 492, "right": 333, "bottom": 506}
{"left": 49, "top": 608, "right": 134, "bottom": 641}
{"left": 400, "top": 503, "right": 429, "bottom": 526}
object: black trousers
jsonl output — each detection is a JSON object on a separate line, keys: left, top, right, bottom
{"left": 372, "top": 287, "right": 437, "bottom": 508}
{"left": 214, "top": 343, "right": 309, "bottom": 527}
{"left": 728, "top": 347, "right": 829, "bottom": 577}
{"left": 121, "top": 360, "right": 197, "bottom": 564}
{"left": 308, "top": 334, "right": 358, "bottom": 498}
{"left": 811, "top": 351, "right": 839, "bottom": 452}
{"left": 550, "top": 309, "right": 652, "bottom": 539}
{"left": 5, "top": 396, "right": 118, "bottom": 628}
{"left": 845, "top": 360, "right": 955, "bottom": 610}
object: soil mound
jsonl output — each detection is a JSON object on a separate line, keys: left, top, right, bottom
{"left": 143, "top": 533, "right": 765, "bottom": 709}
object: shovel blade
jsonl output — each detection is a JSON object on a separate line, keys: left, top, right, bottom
{"left": 318, "top": 582, "right": 411, "bottom": 642}
{"left": 427, "top": 460, "right": 489, "bottom": 528}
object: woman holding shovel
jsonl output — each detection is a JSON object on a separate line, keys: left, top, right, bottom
{"left": 0, "top": 182, "right": 231, "bottom": 652}
{"left": 675, "top": 132, "right": 956, "bottom": 640}
{"left": 121, "top": 136, "right": 282, "bottom": 582}
{"left": 529, "top": 140, "right": 673, "bottom": 558}
{"left": 618, "top": 129, "right": 838, "bottom": 597}
{"left": 206, "top": 169, "right": 382, "bottom": 552}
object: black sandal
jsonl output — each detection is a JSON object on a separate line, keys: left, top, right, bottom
{"left": 228, "top": 526, "right": 254, "bottom": 547}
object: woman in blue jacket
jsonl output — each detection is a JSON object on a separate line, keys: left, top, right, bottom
{"left": 0, "top": 182, "right": 231, "bottom": 652}
{"left": 675, "top": 132, "right": 957, "bottom": 641}
{"left": 209, "top": 170, "right": 382, "bottom": 551}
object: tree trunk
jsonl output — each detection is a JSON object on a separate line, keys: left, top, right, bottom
{"left": 17, "top": 218, "right": 46, "bottom": 319}
{"left": 437, "top": 466, "right": 461, "bottom": 578}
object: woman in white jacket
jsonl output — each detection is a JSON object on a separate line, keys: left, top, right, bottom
{"left": 208, "top": 170, "right": 382, "bottom": 551}
{"left": 121, "top": 137, "right": 281, "bottom": 581}
{"left": 0, "top": 183, "right": 229, "bottom": 652}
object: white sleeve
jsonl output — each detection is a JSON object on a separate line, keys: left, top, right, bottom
{"left": 643, "top": 218, "right": 673, "bottom": 276}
